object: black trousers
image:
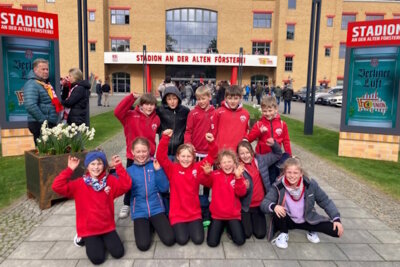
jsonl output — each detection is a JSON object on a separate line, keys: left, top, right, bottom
{"left": 173, "top": 219, "right": 204, "bottom": 245}
{"left": 28, "top": 121, "right": 56, "bottom": 145}
{"left": 207, "top": 219, "right": 245, "bottom": 247}
{"left": 273, "top": 214, "right": 339, "bottom": 237}
{"left": 123, "top": 159, "right": 134, "bottom": 206}
{"left": 241, "top": 207, "right": 267, "bottom": 239}
{"left": 134, "top": 213, "right": 175, "bottom": 251}
{"left": 84, "top": 230, "right": 124, "bottom": 265}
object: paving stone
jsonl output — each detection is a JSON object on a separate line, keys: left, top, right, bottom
{"left": 76, "top": 259, "right": 134, "bottom": 267}
{"left": 123, "top": 241, "right": 155, "bottom": 259}
{"left": 273, "top": 243, "right": 348, "bottom": 260}
{"left": 191, "top": 259, "right": 264, "bottom": 267}
{"left": 154, "top": 242, "right": 224, "bottom": 259}
{"left": 319, "top": 230, "right": 380, "bottom": 244}
{"left": 339, "top": 208, "right": 374, "bottom": 219}
{"left": 116, "top": 218, "right": 132, "bottom": 227}
{"left": 134, "top": 259, "right": 189, "bottom": 267}
{"left": 369, "top": 244, "right": 400, "bottom": 261}
{"left": 0, "top": 259, "right": 78, "bottom": 267}
{"left": 53, "top": 200, "right": 76, "bottom": 215}
{"left": 337, "top": 244, "right": 383, "bottom": 261}
{"left": 332, "top": 199, "right": 360, "bottom": 208}
{"left": 8, "top": 241, "right": 55, "bottom": 260}
{"left": 368, "top": 230, "right": 400, "bottom": 244}
{"left": 335, "top": 261, "right": 399, "bottom": 267}
{"left": 262, "top": 260, "right": 301, "bottom": 267}
{"left": 41, "top": 215, "right": 76, "bottom": 226}
{"left": 325, "top": 192, "right": 347, "bottom": 200}
{"left": 223, "top": 241, "right": 277, "bottom": 259}
{"left": 299, "top": 261, "right": 337, "bottom": 267}
{"left": 116, "top": 226, "right": 134, "bottom": 242}
{"left": 342, "top": 218, "right": 391, "bottom": 230}
{"left": 44, "top": 241, "right": 87, "bottom": 259}
{"left": 27, "top": 227, "right": 75, "bottom": 241}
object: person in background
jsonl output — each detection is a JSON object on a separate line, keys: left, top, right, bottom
{"left": 282, "top": 83, "right": 294, "bottom": 114}
{"left": 274, "top": 85, "right": 282, "bottom": 106}
{"left": 96, "top": 79, "right": 102, "bottom": 107}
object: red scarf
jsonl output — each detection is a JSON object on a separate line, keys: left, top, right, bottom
{"left": 36, "top": 80, "right": 63, "bottom": 113}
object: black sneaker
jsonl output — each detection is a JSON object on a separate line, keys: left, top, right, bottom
{"left": 74, "top": 234, "right": 85, "bottom": 247}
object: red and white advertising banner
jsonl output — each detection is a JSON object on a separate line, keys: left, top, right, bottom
{"left": 347, "top": 19, "right": 400, "bottom": 47}
{"left": 0, "top": 7, "right": 59, "bottom": 39}
{"left": 104, "top": 52, "right": 277, "bottom": 67}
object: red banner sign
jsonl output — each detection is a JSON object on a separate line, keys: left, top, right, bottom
{"left": 0, "top": 7, "right": 58, "bottom": 39}
{"left": 347, "top": 19, "right": 400, "bottom": 47}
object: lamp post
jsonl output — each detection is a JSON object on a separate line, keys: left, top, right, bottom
{"left": 143, "top": 45, "right": 147, "bottom": 94}
{"left": 238, "top": 47, "right": 243, "bottom": 87}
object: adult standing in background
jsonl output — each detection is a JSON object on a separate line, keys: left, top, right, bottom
{"left": 24, "top": 58, "right": 60, "bottom": 144}
{"left": 96, "top": 79, "right": 102, "bottom": 106}
{"left": 274, "top": 84, "right": 282, "bottom": 106}
{"left": 255, "top": 82, "right": 263, "bottom": 105}
{"left": 102, "top": 79, "right": 111, "bottom": 107}
{"left": 282, "top": 83, "right": 294, "bottom": 114}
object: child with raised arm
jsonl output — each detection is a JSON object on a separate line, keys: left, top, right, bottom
{"left": 156, "top": 129, "right": 217, "bottom": 245}
{"left": 237, "top": 138, "right": 282, "bottom": 239}
{"left": 261, "top": 157, "right": 344, "bottom": 249}
{"left": 127, "top": 137, "right": 175, "bottom": 251}
{"left": 211, "top": 85, "right": 250, "bottom": 151}
{"left": 52, "top": 151, "right": 131, "bottom": 265}
{"left": 114, "top": 92, "right": 160, "bottom": 219}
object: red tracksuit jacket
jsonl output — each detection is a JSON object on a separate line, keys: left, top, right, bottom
{"left": 184, "top": 105, "right": 215, "bottom": 154}
{"left": 52, "top": 164, "right": 132, "bottom": 237}
{"left": 156, "top": 135, "right": 217, "bottom": 225}
{"left": 114, "top": 94, "right": 160, "bottom": 159}
{"left": 246, "top": 114, "right": 292, "bottom": 155}
{"left": 211, "top": 101, "right": 250, "bottom": 151}
{"left": 203, "top": 170, "right": 247, "bottom": 220}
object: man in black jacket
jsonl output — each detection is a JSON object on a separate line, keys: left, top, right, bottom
{"left": 101, "top": 80, "right": 111, "bottom": 107}
{"left": 96, "top": 79, "right": 102, "bottom": 106}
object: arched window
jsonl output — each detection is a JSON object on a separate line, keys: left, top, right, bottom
{"left": 251, "top": 75, "right": 269, "bottom": 86}
{"left": 166, "top": 8, "right": 218, "bottom": 53}
{"left": 112, "top": 72, "right": 130, "bottom": 93}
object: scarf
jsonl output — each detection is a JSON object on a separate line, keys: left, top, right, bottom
{"left": 36, "top": 80, "right": 63, "bottom": 113}
{"left": 83, "top": 174, "right": 108, "bottom": 191}
{"left": 62, "top": 83, "right": 78, "bottom": 122}
{"left": 283, "top": 175, "right": 304, "bottom": 201}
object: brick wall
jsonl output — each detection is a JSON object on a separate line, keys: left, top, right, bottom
{"left": 338, "top": 132, "right": 400, "bottom": 162}
{"left": 1, "top": 129, "right": 35, "bottom": 157}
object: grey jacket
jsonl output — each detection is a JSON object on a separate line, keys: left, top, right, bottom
{"left": 241, "top": 141, "right": 282, "bottom": 212}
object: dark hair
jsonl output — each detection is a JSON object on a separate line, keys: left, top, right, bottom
{"left": 165, "top": 76, "right": 171, "bottom": 83}
{"left": 237, "top": 141, "right": 254, "bottom": 159}
{"left": 225, "top": 85, "right": 243, "bottom": 97}
{"left": 131, "top": 137, "right": 150, "bottom": 151}
{"left": 139, "top": 93, "right": 157, "bottom": 106}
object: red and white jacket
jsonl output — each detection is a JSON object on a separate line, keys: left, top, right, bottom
{"left": 245, "top": 114, "right": 292, "bottom": 155}
{"left": 114, "top": 94, "right": 160, "bottom": 159}
{"left": 52, "top": 164, "right": 132, "bottom": 237}
{"left": 203, "top": 170, "right": 247, "bottom": 220}
{"left": 211, "top": 101, "right": 250, "bottom": 151}
{"left": 156, "top": 135, "right": 217, "bottom": 225}
{"left": 184, "top": 105, "right": 215, "bottom": 154}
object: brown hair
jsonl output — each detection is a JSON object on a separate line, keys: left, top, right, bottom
{"left": 131, "top": 137, "right": 150, "bottom": 151}
{"left": 237, "top": 141, "right": 255, "bottom": 159}
{"left": 139, "top": 93, "right": 157, "bottom": 106}
{"left": 176, "top": 143, "right": 196, "bottom": 163}
{"left": 225, "top": 85, "right": 243, "bottom": 97}
{"left": 261, "top": 96, "right": 278, "bottom": 109}
{"left": 281, "top": 157, "right": 308, "bottom": 177}
{"left": 217, "top": 149, "right": 238, "bottom": 169}
{"left": 195, "top": 85, "right": 211, "bottom": 98}
{"left": 33, "top": 58, "right": 49, "bottom": 69}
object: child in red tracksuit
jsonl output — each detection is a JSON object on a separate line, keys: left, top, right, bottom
{"left": 184, "top": 85, "right": 215, "bottom": 224}
{"left": 114, "top": 93, "right": 160, "bottom": 219}
{"left": 201, "top": 150, "right": 247, "bottom": 247}
{"left": 156, "top": 129, "right": 217, "bottom": 245}
{"left": 245, "top": 96, "right": 291, "bottom": 184}
{"left": 52, "top": 151, "right": 132, "bottom": 265}
{"left": 211, "top": 85, "right": 250, "bottom": 151}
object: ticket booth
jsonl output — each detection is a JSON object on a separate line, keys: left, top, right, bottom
{"left": 339, "top": 19, "right": 400, "bottom": 162}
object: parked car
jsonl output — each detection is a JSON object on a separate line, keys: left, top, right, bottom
{"left": 328, "top": 94, "right": 342, "bottom": 107}
{"left": 293, "top": 87, "right": 307, "bottom": 101}
{"left": 316, "top": 86, "right": 343, "bottom": 104}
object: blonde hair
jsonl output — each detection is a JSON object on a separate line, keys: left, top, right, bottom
{"left": 68, "top": 68, "right": 83, "bottom": 83}
{"left": 176, "top": 143, "right": 196, "bottom": 163}
{"left": 195, "top": 85, "right": 211, "bottom": 98}
{"left": 217, "top": 149, "right": 238, "bottom": 169}
{"left": 131, "top": 137, "right": 150, "bottom": 151}
{"left": 261, "top": 96, "right": 278, "bottom": 109}
{"left": 281, "top": 157, "right": 307, "bottom": 177}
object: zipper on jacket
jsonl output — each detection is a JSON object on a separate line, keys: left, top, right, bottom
{"left": 171, "top": 110, "right": 176, "bottom": 155}
{"left": 143, "top": 167, "right": 151, "bottom": 217}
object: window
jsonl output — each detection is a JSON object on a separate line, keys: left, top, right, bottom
{"left": 285, "top": 57, "right": 293, "bottom": 71}
{"left": 339, "top": 43, "right": 346, "bottom": 59}
{"left": 288, "top": 0, "right": 296, "bottom": 9}
{"left": 22, "top": 5, "right": 38, "bottom": 11}
{"left": 252, "top": 42, "right": 270, "bottom": 55}
{"left": 253, "top": 13, "right": 272, "bottom": 28}
{"left": 394, "top": 14, "right": 400, "bottom": 19}
{"left": 165, "top": 9, "right": 218, "bottom": 53}
{"left": 89, "top": 11, "right": 95, "bottom": 21}
{"left": 111, "top": 39, "right": 130, "bottom": 52}
{"left": 90, "top": 43, "right": 96, "bottom": 52}
{"left": 327, "top": 17, "right": 333, "bottom": 27}
{"left": 337, "top": 79, "right": 344, "bottom": 86}
{"left": 366, "top": 15, "right": 384, "bottom": 21}
{"left": 325, "top": 47, "right": 331, "bottom": 57}
{"left": 286, "top": 25, "right": 295, "bottom": 40}
{"left": 341, "top": 14, "right": 356, "bottom": 30}
{"left": 111, "top": 9, "right": 129, "bottom": 25}
{"left": 251, "top": 75, "right": 269, "bottom": 87}
{"left": 112, "top": 72, "right": 130, "bottom": 93}
{"left": 46, "top": 0, "right": 55, "bottom": 3}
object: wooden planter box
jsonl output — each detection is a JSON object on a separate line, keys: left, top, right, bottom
{"left": 24, "top": 150, "right": 87, "bottom": 209}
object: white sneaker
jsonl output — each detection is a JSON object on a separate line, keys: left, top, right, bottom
{"left": 119, "top": 205, "right": 130, "bottom": 219}
{"left": 271, "top": 233, "right": 289, "bottom": 249}
{"left": 73, "top": 234, "right": 84, "bottom": 247}
{"left": 307, "top": 231, "right": 320, "bottom": 243}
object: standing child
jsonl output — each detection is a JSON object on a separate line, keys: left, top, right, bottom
{"left": 156, "top": 129, "right": 217, "bottom": 245}
{"left": 261, "top": 157, "right": 344, "bottom": 248}
{"left": 52, "top": 151, "right": 131, "bottom": 265}
{"left": 202, "top": 150, "right": 247, "bottom": 247}
{"left": 237, "top": 138, "right": 282, "bottom": 239}
{"left": 211, "top": 85, "right": 250, "bottom": 151}
{"left": 127, "top": 137, "right": 175, "bottom": 251}
{"left": 245, "top": 96, "right": 291, "bottom": 184}
{"left": 184, "top": 85, "right": 215, "bottom": 226}
{"left": 114, "top": 93, "right": 160, "bottom": 219}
